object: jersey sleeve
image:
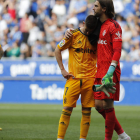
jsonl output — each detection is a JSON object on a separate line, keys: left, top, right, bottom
{"left": 110, "top": 24, "right": 122, "bottom": 62}
{"left": 110, "top": 25, "right": 122, "bottom": 42}
{"left": 57, "top": 37, "right": 72, "bottom": 51}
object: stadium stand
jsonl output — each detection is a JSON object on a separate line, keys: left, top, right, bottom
{"left": 0, "top": 0, "right": 139, "bottom": 61}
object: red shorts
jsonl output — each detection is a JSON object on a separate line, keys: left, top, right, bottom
{"left": 94, "top": 76, "right": 120, "bottom": 101}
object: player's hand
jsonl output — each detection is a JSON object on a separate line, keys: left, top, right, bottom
{"left": 92, "top": 83, "right": 116, "bottom": 97}
{"left": 61, "top": 69, "right": 74, "bottom": 79}
{"left": 102, "top": 73, "right": 114, "bottom": 87}
{"left": 65, "top": 28, "right": 74, "bottom": 39}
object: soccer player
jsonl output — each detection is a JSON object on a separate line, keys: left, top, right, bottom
{"left": 92, "top": 0, "right": 131, "bottom": 140}
{"left": 55, "top": 15, "right": 98, "bottom": 140}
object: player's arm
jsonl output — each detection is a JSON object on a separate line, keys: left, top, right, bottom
{"left": 55, "top": 38, "right": 74, "bottom": 79}
{"left": 102, "top": 27, "right": 122, "bottom": 87}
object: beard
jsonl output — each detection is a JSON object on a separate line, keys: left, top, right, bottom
{"left": 94, "top": 12, "right": 101, "bottom": 17}
{"left": 93, "top": 10, "right": 102, "bottom": 17}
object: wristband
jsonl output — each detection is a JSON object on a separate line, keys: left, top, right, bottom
{"left": 107, "top": 65, "right": 115, "bottom": 75}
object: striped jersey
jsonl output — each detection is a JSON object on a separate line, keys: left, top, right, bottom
{"left": 57, "top": 28, "right": 97, "bottom": 78}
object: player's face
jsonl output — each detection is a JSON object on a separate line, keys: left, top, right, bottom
{"left": 93, "top": 1, "right": 103, "bottom": 17}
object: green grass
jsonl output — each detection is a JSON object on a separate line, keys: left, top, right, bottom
{"left": 0, "top": 104, "right": 140, "bottom": 140}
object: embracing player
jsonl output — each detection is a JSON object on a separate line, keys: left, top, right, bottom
{"left": 55, "top": 15, "right": 98, "bottom": 140}
{"left": 92, "top": 0, "right": 131, "bottom": 140}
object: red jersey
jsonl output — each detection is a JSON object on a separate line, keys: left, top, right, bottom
{"left": 96, "top": 19, "right": 122, "bottom": 81}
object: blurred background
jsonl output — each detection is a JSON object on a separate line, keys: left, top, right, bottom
{"left": 0, "top": 0, "right": 139, "bottom": 105}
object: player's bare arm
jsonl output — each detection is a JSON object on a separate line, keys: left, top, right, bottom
{"left": 55, "top": 47, "right": 74, "bottom": 79}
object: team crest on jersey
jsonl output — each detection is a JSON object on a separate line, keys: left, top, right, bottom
{"left": 115, "top": 31, "right": 122, "bottom": 39}
{"left": 102, "top": 30, "right": 106, "bottom": 36}
{"left": 59, "top": 39, "right": 65, "bottom": 47}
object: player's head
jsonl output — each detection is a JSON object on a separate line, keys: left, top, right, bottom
{"left": 93, "top": 0, "right": 115, "bottom": 19}
{"left": 82, "top": 15, "right": 98, "bottom": 35}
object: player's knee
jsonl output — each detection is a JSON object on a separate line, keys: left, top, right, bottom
{"left": 95, "top": 103, "right": 103, "bottom": 111}
{"left": 82, "top": 107, "right": 91, "bottom": 111}
{"left": 63, "top": 106, "right": 73, "bottom": 112}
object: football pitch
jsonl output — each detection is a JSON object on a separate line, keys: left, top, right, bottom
{"left": 0, "top": 104, "right": 139, "bottom": 140}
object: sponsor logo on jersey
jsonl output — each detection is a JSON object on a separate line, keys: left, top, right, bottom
{"left": 78, "top": 40, "right": 82, "bottom": 44}
{"left": 102, "top": 30, "right": 106, "bottom": 36}
{"left": 115, "top": 31, "right": 122, "bottom": 39}
{"left": 98, "top": 39, "right": 107, "bottom": 45}
{"left": 59, "top": 39, "right": 65, "bottom": 47}
{"left": 75, "top": 48, "right": 96, "bottom": 54}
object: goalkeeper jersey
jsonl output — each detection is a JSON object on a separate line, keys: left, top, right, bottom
{"left": 96, "top": 19, "right": 122, "bottom": 81}
{"left": 57, "top": 28, "right": 97, "bottom": 79}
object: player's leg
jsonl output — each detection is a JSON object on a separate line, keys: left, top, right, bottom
{"left": 94, "top": 78, "right": 131, "bottom": 140}
{"left": 80, "top": 107, "right": 91, "bottom": 140}
{"left": 102, "top": 99, "right": 116, "bottom": 140}
{"left": 57, "top": 107, "right": 73, "bottom": 140}
{"left": 57, "top": 78, "right": 81, "bottom": 140}
{"left": 80, "top": 78, "right": 95, "bottom": 140}
{"left": 95, "top": 99, "right": 131, "bottom": 140}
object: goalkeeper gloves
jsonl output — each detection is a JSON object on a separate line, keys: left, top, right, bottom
{"left": 92, "top": 83, "right": 116, "bottom": 97}
{"left": 102, "top": 65, "right": 116, "bottom": 87}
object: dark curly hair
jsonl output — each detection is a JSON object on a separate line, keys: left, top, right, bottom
{"left": 97, "top": 0, "right": 115, "bottom": 18}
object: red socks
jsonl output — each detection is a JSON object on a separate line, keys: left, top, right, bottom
{"left": 98, "top": 109, "right": 124, "bottom": 135}
{"left": 105, "top": 108, "right": 116, "bottom": 140}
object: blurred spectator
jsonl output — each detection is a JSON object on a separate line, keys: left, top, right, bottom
{"left": 20, "top": 13, "right": 32, "bottom": 44}
{"left": 2, "top": 7, "right": 12, "bottom": 27}
{"left": 0, "top": 14, "right": 7, "bottom": 38}
{"left": 44, "top": 13, "right": 57, "bottom": 42}
{"left": 53, "top": 25, "right": 64, "bottom": 45}
{"left": 7, "top": 0, "right": 16, "bottom": 19}
{"left": 122, "top": 24, "right": 132, "bottom": 53}
{"left": 127, "top": 45, "right": 140, "bottom": 61}
{"left": 6, "top": 42, "right": 20, "bottom": 57}
{"left": 52, "top": 0, "right": 66, "bottom": 26}
{"left": 72, "top": 0, "right": 87, "bottom": 23}
{"left": 41, "top": 40, "right": 56, "bottom": 57}
{"left": 66, "top": 12, "right": 79, "bottom": 29}
{"left": 0, "top": 1, "right": 3, "bottom": 15}
{"left": 28, "top": 22, "right": 40, "bottom": 46}
{"left": 116, "top": 15, "right": 126, "bottom": 31}
{"left": 8, "top": 25, "right": 22, "bottom": 46}
{"left": 17, "top": 0, "right": 31, "bottom": 19}
{"left": 130, "top": 29, "right": 140, "bottom": 47}
{"left": 35, "top": 8, "right": 45, "bottom": 31}
{"left": 113, "top": 0, "right": 124, "bottom": 14}
{"left": 30, "top": 0, "right": 38, "bottom": 18}
{"left": 31, "top": 39, "right": 42, "bottom": 58}
{"left": 20, "top": 43, "right": 30, "bottom": 59}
